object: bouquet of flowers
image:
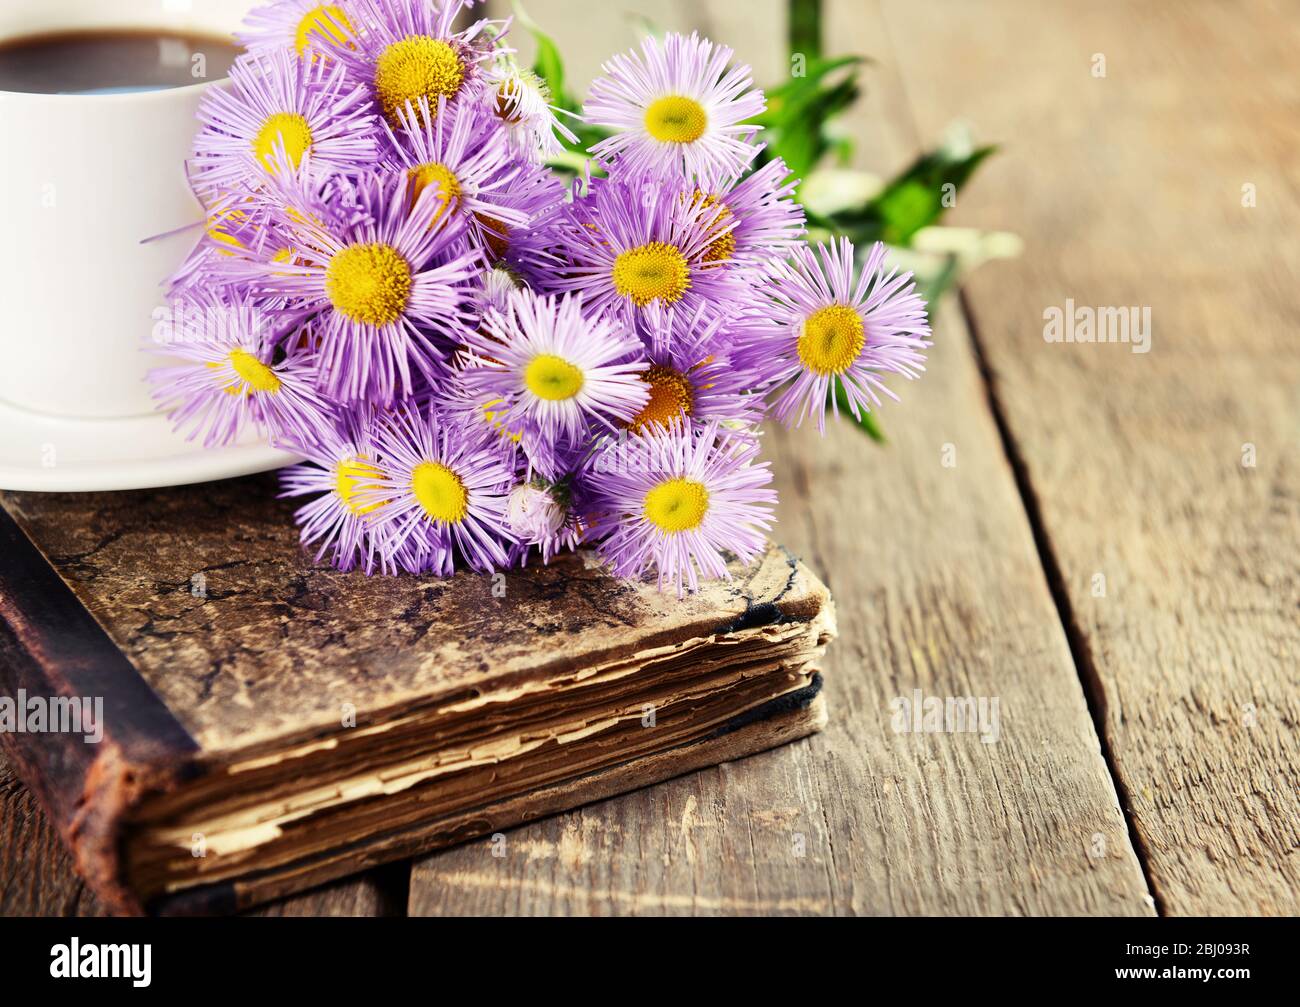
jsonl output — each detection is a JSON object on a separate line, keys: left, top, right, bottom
{"left": 151, "top": 0, "right": 932, "bottom": 595}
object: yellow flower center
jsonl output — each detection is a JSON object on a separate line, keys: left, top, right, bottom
{"left": 482, "top": 399, "right": 523, "bottom": 443}
{"left": 611, "top": 242, "right": 690, "bottom": 307}
{"left": 252, "top": 112, "right": 314, "bottom": 173}
{"left": 208, "top": 227, "right": 244, "bottom": 256}
{"left": 407, "top": 162, "right": 461, "bottom": 223}
{"left": 644, "top": 95, "right": 708, "bottom": 143}
{"left": 524, "top": 354, "right": 585, "bottom": 401}
{"left": 212, "top": 349, "right": 280, "bottom": 396}
{"left": 411, "top": 461, "right": 468, "bottom": 524}
{"left": 629, "top": 365, "right": 693, "bottom": 431}
{"left": 374, "top": 35, "right": 466, "bottom": 125}
{"left": 692, "top": 192, "right": 736, "bottom": 263}
{"left": 644, "top": 477, "right": 709, "bottom": 533}
{"left": 325, "top": 242, "right": 413, "bottom": 327}
{"left": 294, "top": 4, "right": 353, "bottom": 55}
{"left": 797, "top": 304, "right": 865, "bottom": 376}
{"left": 335, "top": 456, "right": 383, "bottom": 516}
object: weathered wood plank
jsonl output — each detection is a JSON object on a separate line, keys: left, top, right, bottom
{"left": 411, "top": 0, "right": 1152, "bottom": 916}
{"left": 0, "top": 750, "right": 107, "bottom": 917}
{"left": 884, "top": 0, "right": 1300, "bottom": 914}
{"left": 247, "top": 866, "right": 405, "bottom": 918}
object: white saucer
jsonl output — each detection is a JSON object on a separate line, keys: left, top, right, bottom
{"left": 0, "top": 398, "right": 300, "bottom": 492}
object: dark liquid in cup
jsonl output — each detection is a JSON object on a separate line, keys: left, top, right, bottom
{"left": 0, "top": 29, "right": 241, "bottom": 95}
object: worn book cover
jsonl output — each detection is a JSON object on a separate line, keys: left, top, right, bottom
{"left": 0, "top": 475, "right": 834, "bottom": 915}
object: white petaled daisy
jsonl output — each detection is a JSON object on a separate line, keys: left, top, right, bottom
{"left": 191, "top": 48, "right": 377, "bottom": 196}
{"left": 584, "top": 31, "right": 764, "bottom": 180}
{"left": 477, "top": 262, "right": 527, "bottom": 314}
{"left": 482, "top": 59, "right": 578, "bottom": 162}
{"left": 280, "top": 407, "right": 393, "bottom": 574}
{"left": 584, "top": 422, "right": 776, "bottom": 597}
{"left": 149, "top": 292, "right": 333, "bottom": 449}
{"left": 505, "top": 479, "right": 582, "bottom": 566}
{"left": 238, "top": 0, "right": 358, "bottom": 60}
{"left": 740, "top": 237, "right": 931, "bottom": 433}
{"left": 361, "top": 406, "right": 515, "bottom": 576}
{"left": 325, "top": 0, "right": 504, "bottom": 127}
{"left": 460, "top": 289, "right": 649, "bottom": 445}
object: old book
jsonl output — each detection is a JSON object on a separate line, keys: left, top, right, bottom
{"left": 0, "top": 475, "right": 834, "bottom": 915}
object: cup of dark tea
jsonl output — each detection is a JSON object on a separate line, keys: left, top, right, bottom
{"left": 0, "top": 0, "right": 249, "bottom": 420}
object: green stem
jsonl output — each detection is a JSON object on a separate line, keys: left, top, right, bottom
{"left": 788, "top": 0, "right": 823, "bottom": 61}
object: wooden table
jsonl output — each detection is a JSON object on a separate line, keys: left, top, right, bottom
{"left": 2, "top": 0, "right": 1296, "bottom": 916}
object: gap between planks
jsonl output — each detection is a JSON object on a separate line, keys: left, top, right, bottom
{"left": 867, "top": 2, "right": 1165, "bottom": 912}
{"left": 955, "top": 288, "right": 1166, "bottom": 913}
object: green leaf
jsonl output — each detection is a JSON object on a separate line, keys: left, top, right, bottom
{"left": 532, "top": 34, "right": 568, "bottom": 105}
{"left": 830, "top": 384, "right": 886, "bottom": 443}
{"left": 751, "top": 56, "right": 863, "bottom": 129}
{"left": 748, "top": 57, "right": 864, "bottom": 178}
{"left": 544, "top": 148, "right": 600, "bottom": 177}
{"left": 774, "top": 75, "right": 860, "bottom": 178}
{"left": 829, "top": 142, "right": 997, "bottom": 247}
{"left": 512, "top": 3, "right": 570, "bottom": 103}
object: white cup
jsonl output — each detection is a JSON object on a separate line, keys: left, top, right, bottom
{"left": 0, "top": 0, "right": 253, "bottom": 420}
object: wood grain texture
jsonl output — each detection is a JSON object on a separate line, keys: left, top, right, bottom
{"left": 883, "top": 0, "right": 1300, "bottom": 914}
{"left": 0, "top": 751, "right": 106, "bottom": 917}
{"left": 410, "top": 0, "right": 1153, "bottom": 916}
{"left": 246, "top": 867, "right": 404, "bottom": 918}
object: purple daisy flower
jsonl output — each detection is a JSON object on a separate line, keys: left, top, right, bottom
{"left": 741, "top": 237, "right": 931, "bottom": 433}
{"left": 551, "top": 172, "right": 754, "bottom": 327}
{"left": 584, "top": 32, "right": 764, "bottom": 181}
{"left": 246, "top": 170, "right": 483, "bottom": 404}
{"left": 584, "top": 422, "right": 776, "bottom": 597}
{"left": 168, "top": 181, "right": 318, "bottom": 295}
{"left": 475, "top": 169, "right": 568, "bottom": 284}
{"left": 165, "top": 199, "right": 265, "bottom": 295}
{"left": 149, "top": 292, "right": 332, "bottom": 449}
{"left": 382, "top": 96, "right": 534, "bottom": 260}
{"left": 627, "top": 303, "right": 765, "bottom": 434}
{"left": 324, "top": 0, "right": 503, "bottom": 127}
{"left": 440, "top": 383, "right": 568, "bottom": 484}
{"left": 460, "top": 290, "right": 649, "bottom": 446}
{"left": 360, "top": 405, "right": 515, "bottom": 576}
{"left": 238, "top": 0, "right": 358, "bottom": 60}
{"left": 691, "top": 157, "right": 806, "bottom": 271}
{"left": 279, "top": 405, "right": 392, "bottom": 574}
{"left": 190, "top": 48, "right": 377, "bottom": 197}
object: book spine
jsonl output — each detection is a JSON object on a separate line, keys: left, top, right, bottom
{"left": 0, "top": 505, "right": 199, "bottom": 916}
